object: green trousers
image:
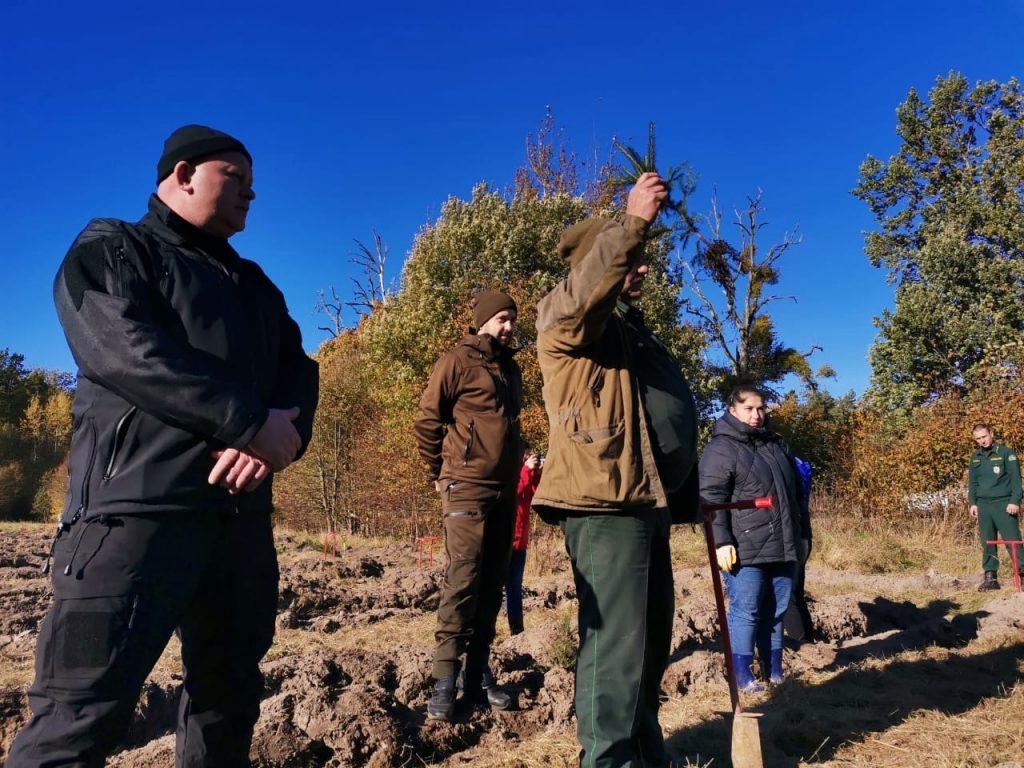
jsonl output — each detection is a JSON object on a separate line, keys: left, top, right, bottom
{"left": 977, "top": 499, "right": 1024, "bottom": 574}
{"left": 561, "top": 508, "right": 674, "bottom": 768}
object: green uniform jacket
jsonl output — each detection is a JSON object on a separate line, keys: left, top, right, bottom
{"left": 968, "top": 442, "right": 1022, "bottom": 504}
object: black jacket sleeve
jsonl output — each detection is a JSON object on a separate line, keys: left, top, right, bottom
{"left": 54, "top": 229, "right": 267, "bottom": 447}
{"left": 698, "top": 436, "right": 737, "bottom": 547}
{"left": 272, "top": 300, "right": 319, "bottom": 459}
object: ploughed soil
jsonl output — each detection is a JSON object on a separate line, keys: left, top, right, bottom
{"left": 1, "top": 525, "right": 1022, "bottom": 767}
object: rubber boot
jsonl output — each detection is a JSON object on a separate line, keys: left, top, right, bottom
{"left": 756, "top": 640, "right": 771, "bottom": 683}
{"left": 427, "top": 674, "right": 458, "bottom": 721}
{"left": 768, "top": 648, "right": 784, "bottom": 684}
{"left": 508, "top": 617, "right": 524, "bottom": 636}
{"left": 978, "top": 571, "right": 1001, "bottom": 592}
{"left": 732, "top": 654, "right": 764, "bottom": 694}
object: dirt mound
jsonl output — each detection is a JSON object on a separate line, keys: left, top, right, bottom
{"left": 277, "top": 554, "right": 443, "bottom": 632}
{"left": 3, "top": 528, "right": 1024, "bottom": 766}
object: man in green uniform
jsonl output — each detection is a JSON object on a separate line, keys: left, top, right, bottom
{"left": 532, "top": 173, "right": 700, "bottom": 768}
{"left": 967, "top": 423, "right": 1023, "bottom": 591}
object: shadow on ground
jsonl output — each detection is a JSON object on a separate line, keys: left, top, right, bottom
{"left": 666, "top": 640, "right": 1024, "bottom": 767}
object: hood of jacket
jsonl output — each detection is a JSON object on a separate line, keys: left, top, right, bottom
{"left": 712, "top": 410, "right": 777, "bottom": 444}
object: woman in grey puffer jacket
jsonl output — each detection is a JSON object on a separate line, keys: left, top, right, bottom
{"left": 699, "top": 386, "right": 811, "bottom": 692}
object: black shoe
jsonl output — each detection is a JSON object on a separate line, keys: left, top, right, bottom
{"left": 461, "top": 665, "right": 513, "bottom": 710}
{"left": 427, "top": 675, "right": 457, "bottom": 721}
{"left": 480, "top": 666, "right": 512, "bottom": 710}
{"left": 978, "top": 571, "right": 1001, "bottom": 592}
{"left": 508, "top": 618, "right": 524, "bottom": 636}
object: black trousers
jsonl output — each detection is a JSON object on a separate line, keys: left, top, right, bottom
{"left": 783, "top": 557, "right": 813, "bottom": 644}
{"left": 5, "top": 509, "right": 278, "bottom": 768}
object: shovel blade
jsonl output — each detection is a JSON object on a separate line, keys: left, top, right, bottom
{"left": 731, "top": 712, "right": 764, "bottom": 768}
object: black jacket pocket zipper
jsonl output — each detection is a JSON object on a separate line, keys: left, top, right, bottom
{"left": 103, "top": 406, "right": 137, "bottom": 481}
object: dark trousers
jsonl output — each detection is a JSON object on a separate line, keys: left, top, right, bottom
{"left": 783, "top": 558, "right": 813, "bottom": 644}
{"left": 504, "top": 548, "right": 527, "bottom": 628}
{"left": 432, "top": 482, "right": 515, "bottom": 680}
{"left": 561, "top": 509, "right": 674, "bottom": 768}
{"left": 5, "top": 509, "right": 278, "bottom": 768}
{"left": 977, "top": 499, "right": 1024, "bottom": 573}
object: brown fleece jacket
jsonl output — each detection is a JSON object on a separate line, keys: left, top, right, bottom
{"left": 413, "top": 333, "right": 522, "bottom": 489}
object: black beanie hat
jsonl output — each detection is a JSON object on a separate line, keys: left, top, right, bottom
{"left": 472, "top": 290, "right": 517, "bottom": 330}
{"left": 156, "top": 124, "right": 252, "bottom": 183}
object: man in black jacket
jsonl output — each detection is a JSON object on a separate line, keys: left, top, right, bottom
{"left": 6, "top": 125, "right": 319, "bottom": 767}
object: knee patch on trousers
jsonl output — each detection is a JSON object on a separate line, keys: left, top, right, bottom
{"left": 44, "top": 594, "right": 138, "bottom": 693}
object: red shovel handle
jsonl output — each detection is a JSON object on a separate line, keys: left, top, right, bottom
{"left": 700, "top": 496, "right": 773, "bottom": 514}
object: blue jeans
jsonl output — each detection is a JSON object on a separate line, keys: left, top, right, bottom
{"left": 504, "top": 548, "right": 527, "bottom": 625}
{"left": 723, "top": 562, "right": 795, "bottom": 656}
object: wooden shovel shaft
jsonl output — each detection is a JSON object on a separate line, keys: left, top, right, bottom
{"left": 699, "top": 495, "right": 773, "bottom": 713}
{"left": 702, "top": 510, "right": 742, "bottom": 713}
{"left": 700, "top": 496, "right": 769, "bottom": 768}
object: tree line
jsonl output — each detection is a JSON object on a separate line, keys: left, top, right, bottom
{"left": 4, "top": 73, "right": 1022, "bottom": 537}
{"left": 0, "top": 349, "right": 73, "bottom": 519}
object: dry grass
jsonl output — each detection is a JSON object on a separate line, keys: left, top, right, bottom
{"left": 804, "top": 640, "right": 1024, "bottom": 767}
{"left": 448, "top": 732, "right": 579, "bottom": 768}
{"left": 0, "top": 652, "right": 35, "bottom": 689}
{"left": 803, "top": 511, "right": 978, "bottom": 577}
{"left": 278, "top": 526, "right": 403, "bottom": 554}
{"left": 5, "top": 516, "right": 1023, "bottom": 768}
{"left": 523, "top": 525, "right": 570, "bottom": 580}
{"left": 267, "top": 611, "right": 437, "bottom": 661}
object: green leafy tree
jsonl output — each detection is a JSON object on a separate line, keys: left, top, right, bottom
{"left": 769, "top": 388, "right": 858, "bottom": 483}
{"left": 854, "top": 72, "right": 1024, "bottom": 414}
{"left": 279, "top": 115, "right": 716, "bottom": 534}
{"left": 0, "top": 352, "right": 74, "bottom": 519}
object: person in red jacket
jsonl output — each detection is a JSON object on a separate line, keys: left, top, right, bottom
{"left": 506, "top": 449, "right": 542, "bottom": 635}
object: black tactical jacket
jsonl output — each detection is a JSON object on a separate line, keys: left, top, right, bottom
{"left": 53, "top": 195, "right": 319, "bottom": 519}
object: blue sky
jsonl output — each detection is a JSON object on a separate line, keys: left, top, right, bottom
{"left": 2, "top": 1, "right": 1021, "bottom": 397}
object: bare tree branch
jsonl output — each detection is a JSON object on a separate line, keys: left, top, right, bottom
{"left": 315, "top": 285, "right": 345, "bottom": 338}
{"left": 347, "top": 230, "right": 389, "bottom": 317}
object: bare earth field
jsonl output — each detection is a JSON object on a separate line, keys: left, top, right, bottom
{"left": 1, "top": 523, "right": 1022, "bottom": 767}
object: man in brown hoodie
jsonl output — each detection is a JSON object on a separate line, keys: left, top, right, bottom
{"left": 533, "top": 173, "right": 700, "bottom": 768}
{"left": 414, "top": 290, "right": 523, "bottom": 721}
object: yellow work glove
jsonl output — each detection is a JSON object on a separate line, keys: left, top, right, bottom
{"left": 716, "top": 545, "right": 737, "bottom": 573}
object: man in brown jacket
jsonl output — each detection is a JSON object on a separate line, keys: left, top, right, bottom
{"left": 533, "top": 173, "right": 700, "bottom": 768}
{"left": 414, "top": 290, "right": 522, "bottom": 721}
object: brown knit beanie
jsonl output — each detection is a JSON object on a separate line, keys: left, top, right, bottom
{"left": 558, "top": 218, "right": 611, "bottom": 268}
{"left": 472, "top": 290, "right": 517, "bottom": 329}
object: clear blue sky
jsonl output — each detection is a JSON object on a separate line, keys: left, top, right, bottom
{"left": 2, "top": 1, "right": 1021, "bottom": 396}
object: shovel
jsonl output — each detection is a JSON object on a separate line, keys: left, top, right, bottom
{"left": 700, "top": 496, "right": 773, "bottom": 768}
